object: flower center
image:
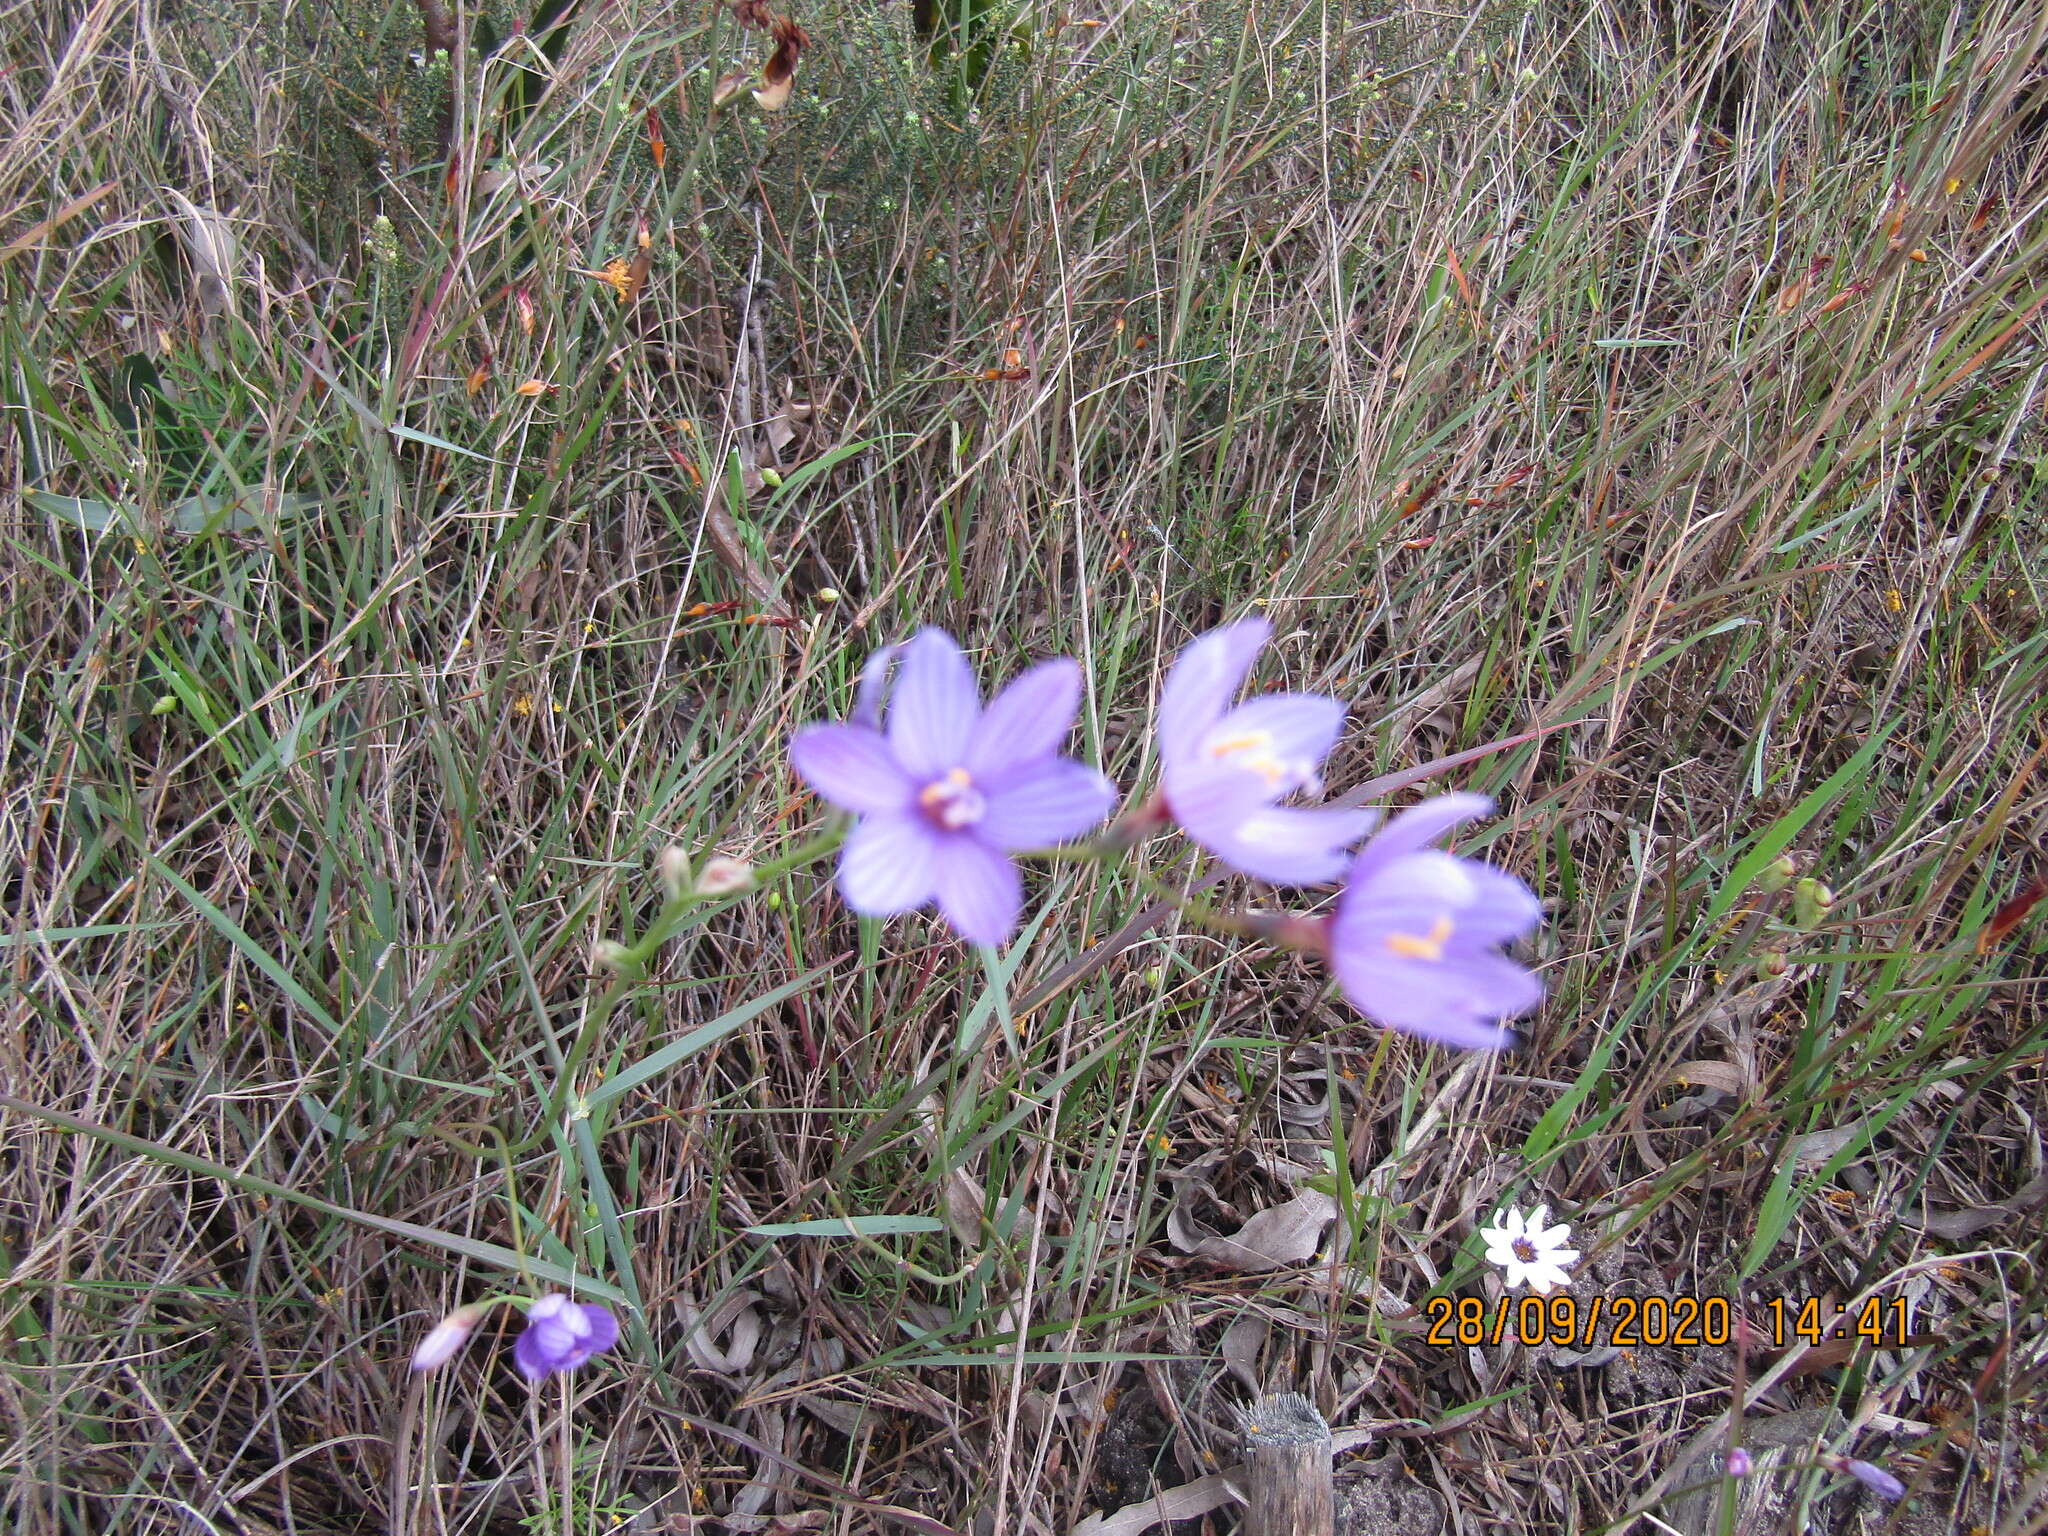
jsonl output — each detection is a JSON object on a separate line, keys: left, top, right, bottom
{"left": 917, "top": 767, "right": 986, "bottom": 831}
{"left": 1384, "top": 914, "right": 1456, "bottom": 962}
{"left": 1511, "top": 1237, "right": 1538, "bottom": 1263}
{"left": 1202, "top": 728, "right": 1315, "bottom": 793}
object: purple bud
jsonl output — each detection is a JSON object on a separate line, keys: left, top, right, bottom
{"left": 411, "top": 1303, "right": 487, "bottom": 1371}
{"left": 1842, "top": 1458, "right": 1905, "bottom": 1500}
{"left": 1725, "top": 1448, "right": 1752, "bottom": 1477}
{"left": 1819, "top": 1451, "right": 1905, "bottom": 1500}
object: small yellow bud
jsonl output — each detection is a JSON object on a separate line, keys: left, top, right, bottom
{"left": 814, "top": 588, "right": 839, "bottom": 605}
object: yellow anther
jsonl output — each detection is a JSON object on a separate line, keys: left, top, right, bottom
{"left": 1206, "top": 730, "right": 1272, "bottom": 758}
{"left": 1384, "top": 915, "right": 1455, "bottom": 961}
{"left": 919, "top": 766, "right": 973, "bottom": 806}
{"left": 1205, "top": 729, "right": 1293, "bottom": 788}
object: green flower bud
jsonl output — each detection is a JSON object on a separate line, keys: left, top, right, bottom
{"left": 366, "top": 213, "right": 401, "bottom": 265}
{"left": 1754, "top": 854, "right": 1798, "bottom": 894}
{"left": 1792, "top": 877, "right": 1835, "bottom": 928}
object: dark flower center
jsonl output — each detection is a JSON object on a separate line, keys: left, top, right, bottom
{"left": 1511, "top": 1237, "right": 1538, "bottom": 1263}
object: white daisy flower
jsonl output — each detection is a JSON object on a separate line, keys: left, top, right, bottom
{"left": 1477, "top": 1204, "right": 1579, "bottom": 1294}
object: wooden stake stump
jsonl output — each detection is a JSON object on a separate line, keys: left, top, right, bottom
{"left": 1239, "top": 1392, "right": 1334, "bottom": 1536}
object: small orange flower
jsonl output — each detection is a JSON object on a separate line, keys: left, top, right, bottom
{"left": 579, "top": 257, "right": 635, "bottom": 302}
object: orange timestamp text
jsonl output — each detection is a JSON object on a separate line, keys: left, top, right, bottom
{"left": 1424, "top": 1293, "right": 1731, "bottom": 1348}
{"left": 1423, "top": 1293, "right": 1923, "bottom": 1350}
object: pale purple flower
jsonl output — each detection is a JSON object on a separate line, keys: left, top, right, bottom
{"left": 1155, "top": 619, "right": 1375, "bottom": 883}
{"left": 514, "top": 1294, "right": 619, "bottom": 1380}
{"left": 1327, "top": 793, "right": 1543, "bottom": 1049}
{"left": 1724, "top": 1448, "right": 1752, "bottom": 1477}
{"left": 789, "top": 629, "right": 1118, "bottom": 945}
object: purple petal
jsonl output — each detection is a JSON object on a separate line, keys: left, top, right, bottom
{"left": 1201, "top": 692, "right": 1347, "bottom": 781}
{"left": 1339, "top": 850, "right": 1484, "bottom": 924}
{"left": 1166, "top": 758, "right": 1276, "bottom": 834}
{"left": 851, "top": 640, "right": 905, "bottom": 729}
{"left": 1457, "top": 862, "right": 1545, "bottom": 944}
{"left": 838, "top": 814, "right": 939, "bottom": 916}
{"left": 976, "top": 757, "right": 1119, "bottom": 849}
{"left": 930, "top": 838, "right": 1024, "bottom": 945}
{"left": 1339, "top": 852, "right": 1543, "bottom": 953}
{"left": 515, "top": 1296, "right": 573, "bottom": 1378}
{"left": 1368, "top": 945, "right": 1540, "bottom": 1032}
{"left": 1346, "top": 792, "right": 1495, "bottom": 884}
{"left": 789, "top": 724, "right": 913, "bottom": 814}
{"left": 1328, "top": 938, "right": 1528, "bottom": 1049}
{"left": 967, "top": 658, "right": 1083, "bottom": 775}
{"left": 1203, "top": 805, "right": 1379, "bottom": 885}
{"left": 888, "top": 629, "right": 980, "bottom": 777}
{"left": 574, "top": 1303, "right": 619, "bottom": 1360}
{"left": 514, "top": 1325, "right": 555, "bottom": 1379}
{"left": 1156, "top": 619, "right": 1271, "bottom": 766}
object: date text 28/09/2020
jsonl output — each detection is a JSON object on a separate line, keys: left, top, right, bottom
{"left": 1422, "top": 1293, "right": 1923, "bottom": 1350}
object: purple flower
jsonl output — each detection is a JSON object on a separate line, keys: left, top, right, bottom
{"left": 789, "top": 629, "right": 1119, "bottom": 945}
{"left": 1155, "top": 619, "right": 1375, "bottom": 883}
{"left": 514, "top": 1294, "right": 619, "bottom": 1380}
{"left": 1724, "top": 1448, "right": 1752, "bottom": 1478}
{"left": 1327, "top": 793, "right": 1543, "bottom": 1049}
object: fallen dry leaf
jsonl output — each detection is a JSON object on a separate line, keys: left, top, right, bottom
{"left": 678, "top": 1289, "right": 764, "bottom": 1375}
{"left": 1166, "top": 1151, "right": 1337, "bottom": 1272}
